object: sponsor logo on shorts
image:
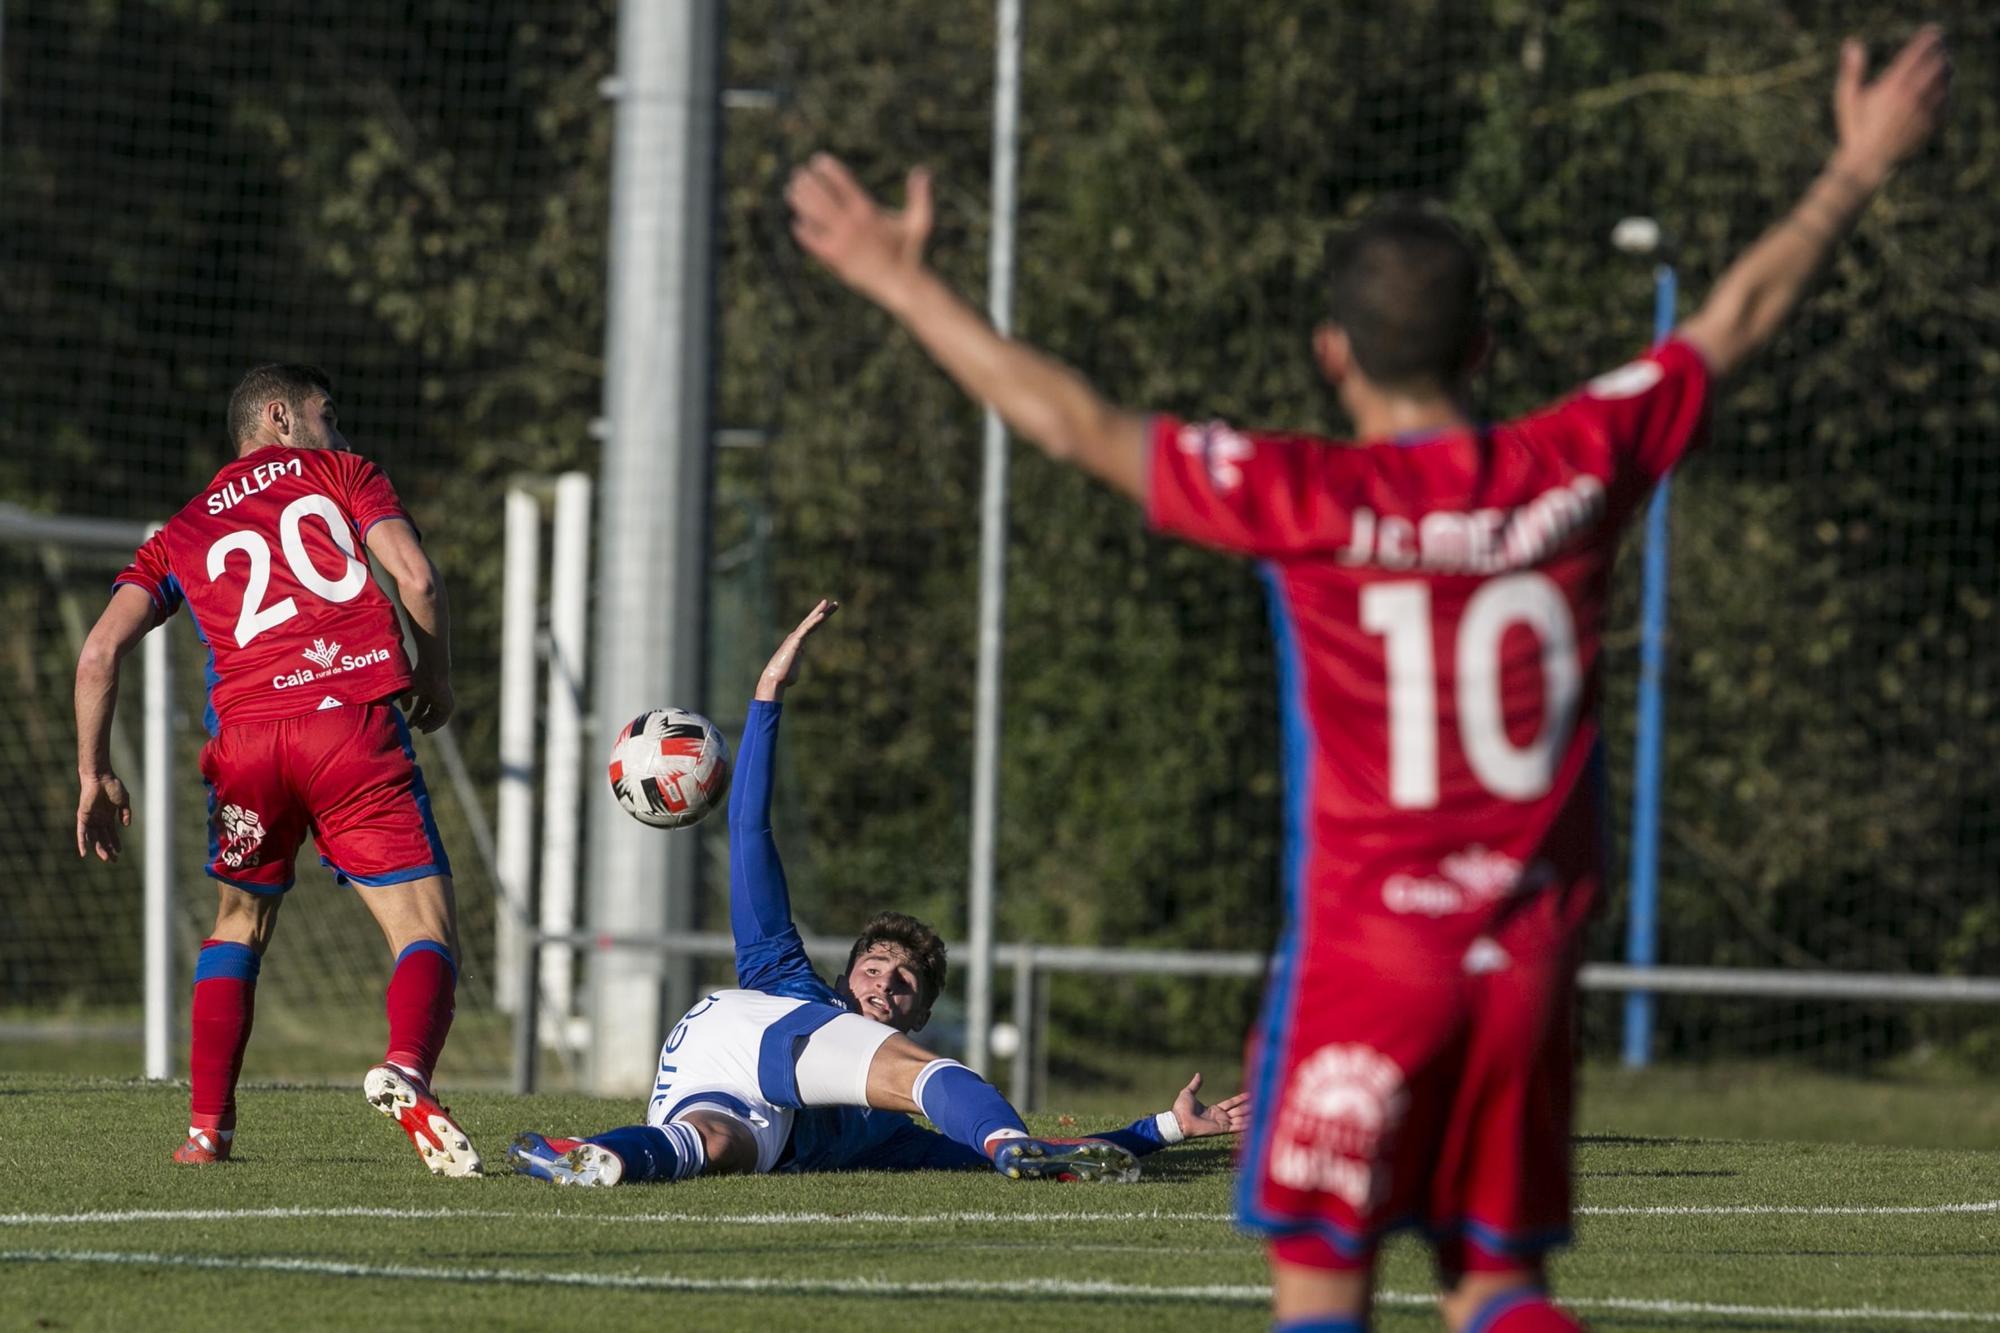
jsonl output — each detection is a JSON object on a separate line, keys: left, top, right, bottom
{"left": 273, "top": 643, "right": 394, "bottom": 690}
{"left": 1382, "top": 845, "right": 1553, "bottom": 917}
{"left": 216, "top": 803, "right": 267, "bottom": 869}
{"left": 1269, "top": 1044, "right": 1406, "bottom": 1209}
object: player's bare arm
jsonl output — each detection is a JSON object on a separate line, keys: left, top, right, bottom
{"left": 754, "top": 597, "right": 839, "bottom": 703}
{"left": 1678, "top": 25, "right": 1950, "bottom": 379}
{"left": 72, "top": 584, "right": 159, "bottom": 861}
{"left": 787, "top": 154, "right": 1148, "bottom": 501}
{"left": 364, "top": 516, "right": 454, "bottom": 733}
{"left": 1171, "top": 1071, "right": 1251, "bottom": 1139}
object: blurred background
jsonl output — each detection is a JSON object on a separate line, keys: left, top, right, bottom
{"left": 2, "top": 2, "right": 1995, "bottom": 1139}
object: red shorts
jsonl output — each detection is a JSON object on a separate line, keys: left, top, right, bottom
{"left": 198, "top": 702, "right": 451, "bottom": 894}
{"left": 1238, "top": 933, "right": 1579, "bottom": 1274}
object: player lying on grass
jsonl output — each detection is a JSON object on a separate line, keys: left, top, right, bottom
{"left": 786, "top": 24, "right": 1950, "bottom": 1333}
{"left": 512, "top": 599, "right": 1248, "bottom": 1186}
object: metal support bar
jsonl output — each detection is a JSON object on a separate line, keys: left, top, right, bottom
{"left": 1010, "top": 946, "right": 1034, "bottom": 1108}
{"left": 1623, "top": 261, "right": 1680, "bottom": 1068}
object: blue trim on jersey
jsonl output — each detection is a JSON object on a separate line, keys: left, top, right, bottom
{"left": 1237, "top": 562, "right": 1314, "bottom": 1238}
{"left": 755, "top": 1003, "right": 842, "bottom": 1108}
{"left": 175, "top": 607, "right": 222, "bottom": 737}
{"left": 193, "top": 940, "right": 261, "bottom": 984}
{"left": 661, "top": 1089, "right": 758, "bottom": 1124}
{"left": 394, "top": 938, "right": 456, "bottom": 979}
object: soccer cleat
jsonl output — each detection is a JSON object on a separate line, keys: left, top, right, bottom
{"left": 990, "top": 1136, "right": 1140, "bottom": 1184}
{"left": 508, "top": 1132, "right": 625, "bottom": 1187}
{"left": 363, "top": 1064, "right": 483, "bottom": 1178}
{"left": 171, "top": 1130, "right": 232, "bottom": 1164}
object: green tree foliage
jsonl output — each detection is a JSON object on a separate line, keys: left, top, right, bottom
{"left": 4, "top": 2, "right": 1993, "bottom": 1064}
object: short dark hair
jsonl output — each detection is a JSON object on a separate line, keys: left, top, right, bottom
{"left": 844, "top": 910, "right": 948, "bottom": 1006}
{"left": 227, "top": 363, "right": 334, "bottom": 445}
{"left": 1324, "top": 206, "right": 1485, "bottom": 393}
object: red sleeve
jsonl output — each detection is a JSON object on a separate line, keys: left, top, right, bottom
{"left": 111, "top": 528, "right": 183, "bottom": 618}
{"left": 341, "top": 455, "right": 416, "bottom": 540}
{"left": 1565, "top": 336, "right": 1712, "bottom": 484}
{"left": 1145, "top": 414, "right": 1360, "bottom": 558}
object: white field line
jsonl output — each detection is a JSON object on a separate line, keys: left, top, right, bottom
{"left": 4, "top": 1200, "right": 1998, "bottom": 1227}
{"left": 0, "top": 1207, "right": 1228, "bottom": 1227}
{"left": 5, "top": 1248, "right": 2000, "bottom": 1326}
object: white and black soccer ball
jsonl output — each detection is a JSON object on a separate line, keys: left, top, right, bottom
{"left": 606, "top": 708, "right": 732, "bottom": 829}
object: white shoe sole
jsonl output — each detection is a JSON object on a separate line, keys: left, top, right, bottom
{"left": 364, "top": 1065, "right": 483, "bottom": 1178}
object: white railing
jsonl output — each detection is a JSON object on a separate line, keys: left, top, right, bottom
{"left": 513, "top": 929, "right": 2000, "bottom": 1104}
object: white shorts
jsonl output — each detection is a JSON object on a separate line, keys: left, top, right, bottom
{"left": 643, "top": 988, "right": 898, "bottom": 1175}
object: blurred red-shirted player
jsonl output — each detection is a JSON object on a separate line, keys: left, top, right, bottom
{"left": 75, "top": 363, "right": 480, "bottom": 1177}
{"left": 787, "top": 26, "right": 1949, "bottom": 1332}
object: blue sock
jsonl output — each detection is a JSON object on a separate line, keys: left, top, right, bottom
{"left": 1272, "top": 1319, "right": 1367, "bottom": 1333}
{"left": 585, "top": 1123, "right": 707, "bottom": 1183}
{"left": 912, "top": 1059, "right": 1027, "bottom": 1155}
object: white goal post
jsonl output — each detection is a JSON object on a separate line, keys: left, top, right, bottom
{"left": 0, "top": 502, "right": 174, "bottom": 1079}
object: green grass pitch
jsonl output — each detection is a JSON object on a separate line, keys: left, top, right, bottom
{"left": 2, "top": 1073, "right": 1996, "bottom": 1330}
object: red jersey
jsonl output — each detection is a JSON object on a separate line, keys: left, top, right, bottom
{"left": 1147, "top": 338, "right": 1711, "bottom": 963}
{"left": 116, "top": 446, "right": 416, "bottom": 733}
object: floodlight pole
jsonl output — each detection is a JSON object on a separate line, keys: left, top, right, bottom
{"left": 966, "top": 0, "right": 1023, "bottom": 1075}
{"left": 586, "top": 0, "right": 722, "bottom": 1095}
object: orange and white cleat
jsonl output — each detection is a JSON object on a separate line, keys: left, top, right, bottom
{"left": 171, "top": 1129, "right": 233, "bottom": 1164}
{"left": 363, "top": 1064, "right": 482, "bottom": 1177}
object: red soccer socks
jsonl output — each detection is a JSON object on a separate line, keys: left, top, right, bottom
{"left": 382, "top": 939, "right": 455, "bottom": 1083}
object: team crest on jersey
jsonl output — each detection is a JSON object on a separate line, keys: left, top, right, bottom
{"left": 302, "top": 638, "right": 341, "bottom": 669}
{"left": 216, "top": 803, "right": 268, "bottom": 869}
{"left": 1177, "top": 420, "right": 1254, "bottom": 493}
{"left": 1268, "top": 1043, "right": 1406, "bottom": 1209}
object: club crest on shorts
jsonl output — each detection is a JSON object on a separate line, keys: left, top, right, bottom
{"left": 1270, "top": 1043, "right": 1406, "bottom": 1210}
{"left": 216, "top": 803, "right": 268, "bottom": 869}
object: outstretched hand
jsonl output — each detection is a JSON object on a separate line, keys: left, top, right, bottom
{"left": 787, "top": 154, "right": 934, "bottom": 305}
{"left": 1833, "top": 25, "right": 1951, "bottom": 185}
{"left": 1172, "top": 1072, "right": 1250, "bottom": 1140}
{"left": 76, "top": 772, "right": 131, "bottom": 862}
{"left": 756, "top": 598, "right": 840, "bottom": 702}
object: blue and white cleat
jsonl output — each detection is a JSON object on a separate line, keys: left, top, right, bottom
{"left": 508, "top": 1132, "right": 625, "bottom": 1187}
{"left": 991, "top": 1136, "right": 1140, "bottom": 1184}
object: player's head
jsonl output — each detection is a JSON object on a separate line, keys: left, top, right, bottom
{"left": 227, "top": 363, "right": 346, "bottom": 455}
{"left": 1315, "top": 204, "right": 1488, "bottom": 400}
{"left": 838, "top": 910, "right": 946, "bottom": 1033}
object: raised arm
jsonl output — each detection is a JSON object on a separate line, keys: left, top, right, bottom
{"left": 74, "top": 585, "right": 160, "bottom": 861}
{"left": 787, "top": 157, "right": 1148, "bottom": 501}
{"left": 1677, "top": 26, "right": 1951, "bottom": 379}
{"left": 364, "top": 516, "right": 453, "bottom": 733}
{"left": 730, "top": 601, "right": 840, "bottom": 996}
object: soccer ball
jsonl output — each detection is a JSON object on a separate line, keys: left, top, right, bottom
{"left": 607, "top": 708, "right": 732, "bottom": 829}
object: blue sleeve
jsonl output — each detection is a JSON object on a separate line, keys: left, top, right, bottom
{"left": 1085, "top": 1115, "right": 1173, "bottom": 1159}
{"left": 728, "top": 701, "right": 834, "bottom": 1001}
